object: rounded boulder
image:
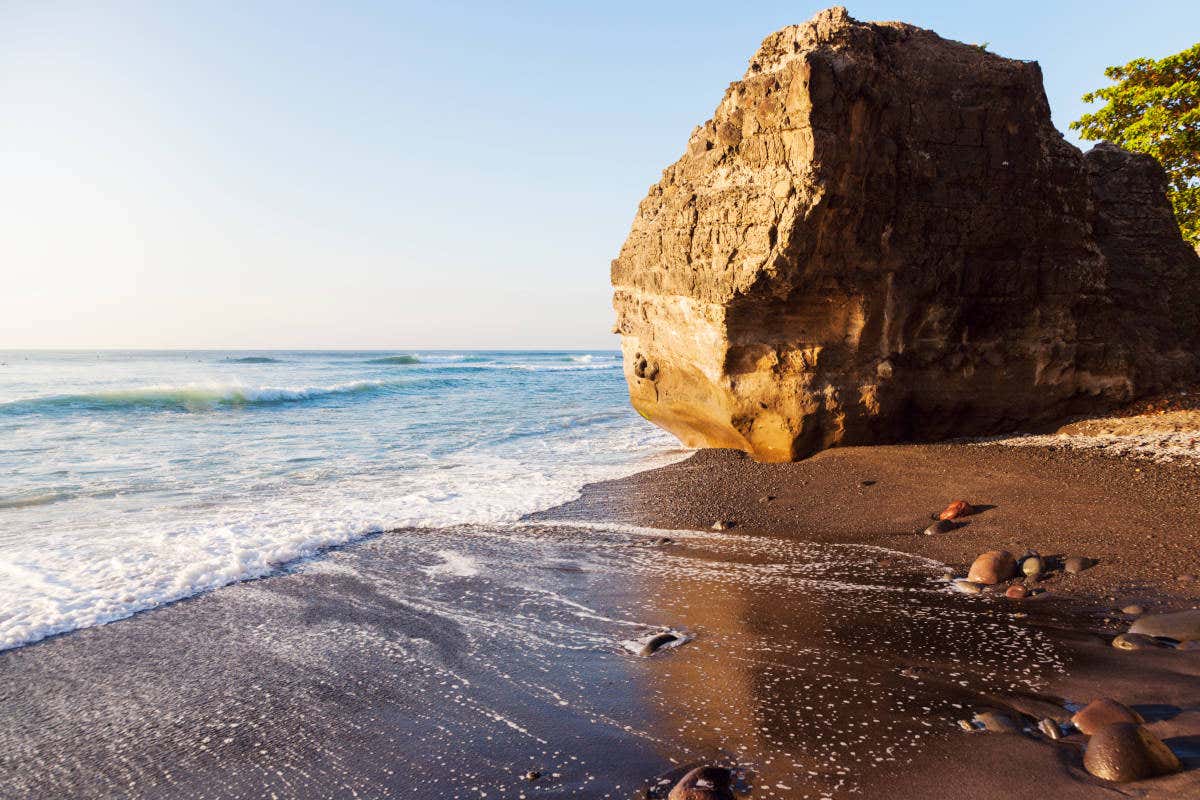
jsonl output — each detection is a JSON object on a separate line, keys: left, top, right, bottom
{"left": 1083, "top": 723, "right": 1181, "bottom": 782}
{"left": 967, "top": 550, "right": 1017, "bottom": 585}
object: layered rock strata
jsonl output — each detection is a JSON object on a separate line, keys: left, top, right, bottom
{"left": 611, "top": 6, "right": 1200, "bottom": 461}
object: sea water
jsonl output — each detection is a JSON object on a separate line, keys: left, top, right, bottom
{"left": 0, "top": 350, "right": 683, "bottom": 651}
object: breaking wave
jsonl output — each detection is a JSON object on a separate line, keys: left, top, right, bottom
{"left": 0, "top": 381, "right": 394, "bottom": 415}
{"left": 0, "top": 492, "right": 67, "bottom": 510}
{"left": 365, "top": 355, "right": 421, "bottom": 365}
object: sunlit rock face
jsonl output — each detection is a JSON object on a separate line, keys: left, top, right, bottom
{"left": 611, "top": 6, "right": 1200, "bottom": 462}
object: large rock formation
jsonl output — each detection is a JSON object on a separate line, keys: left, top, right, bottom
{"left": 611, "top": 7, "right": 1200, "bottom": 462}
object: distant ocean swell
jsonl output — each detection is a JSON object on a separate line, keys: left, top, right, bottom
{"left": 0, "top": 380, "right": 398, "bottom": 415}
{"left": 0, "top": 368, "right": 625, "bottom": 417}
{"left": 365, "top": 354, "right": 621, "bottom": 370}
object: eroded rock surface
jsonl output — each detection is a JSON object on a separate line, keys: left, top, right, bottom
{"left": 611, "top": 6, "right": 1200, "bottom": 461}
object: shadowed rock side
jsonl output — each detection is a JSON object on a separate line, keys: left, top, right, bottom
{"left": 611, "top": 6, "right": 1200, "bottom": 462}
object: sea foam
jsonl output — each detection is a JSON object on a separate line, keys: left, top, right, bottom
{"left": 0, "top": 350, "right": 685, "bottom": 652}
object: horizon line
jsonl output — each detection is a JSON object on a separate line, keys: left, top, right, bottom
{"left": 0, "top": 346, "right": 623, "bottom": 352}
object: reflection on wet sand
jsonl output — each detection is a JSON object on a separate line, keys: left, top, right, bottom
{"left": 626, "top": 534, "right": 1067, "bottom": 799}
{"left": 0, "top": 522, "right": 1069, "bottom": 800}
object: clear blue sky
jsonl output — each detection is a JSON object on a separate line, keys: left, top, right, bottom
{"left": 3, "top": 1, "right": 1197, "bottom": 349}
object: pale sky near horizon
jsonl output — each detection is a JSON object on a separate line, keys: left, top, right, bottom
{"left": 3, "top": 2, "right": 1198, "bottom": 350}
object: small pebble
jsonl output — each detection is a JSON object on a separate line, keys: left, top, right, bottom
{"left": 710, "top": 520, "right": 735, "bottom": 531}
{"left": 639, "top": 632, "right": 680, "bottom": 657}
{"left": 974, "top": 710, "right": 1022, "bottom": 734}
{"left": 1111, "top": 633, "right": 1162, "bottom": 651}
{"left": 1021, "top": 556, "right": 1044, "bottom": 579}
{"left": 1039, "top": 718, "right": 1062, "bottom": 740}
{"left": 952, "top": 579, "right": 983, "bottom": 595}
{"left": 1064, "top": 556, "right": 1092, "bottom": 575}
{"left": 1121, "top": 605, "right": 1145, "bottom": 616}
{"left": 667, "top": 765, "right": 734, "bottom": 800}
{"left": 1005, "top": 584, "right": 1028, "bottom": 600}
{"left": 524, "top": 771, "right": 541, "bottom": 782}
{"left": 924, "top": 519, "right": 956, "bottom": 536}
{"left": 1177, "top": 574, "right": 1196, "bottom": 583}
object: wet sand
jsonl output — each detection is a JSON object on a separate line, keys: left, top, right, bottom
{"left": 542, "top": 443, "right": 1200, "bottom": 602}
{"left": 542, "top": 443, "right": 1200, "bottom": 797}
{"left": 1, "top": 443, "right": 1198, "bottom": 798}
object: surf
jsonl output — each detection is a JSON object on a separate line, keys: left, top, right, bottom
{"left": 0, "top": 380, "right": 395, "bottom": 415}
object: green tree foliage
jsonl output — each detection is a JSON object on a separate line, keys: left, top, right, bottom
{"left": 1071, "top": 43, "right": 1200, "bottom": 247}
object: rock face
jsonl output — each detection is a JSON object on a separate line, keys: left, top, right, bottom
{"left": 611, "top": 7, "right": 1200, "bottom": 461}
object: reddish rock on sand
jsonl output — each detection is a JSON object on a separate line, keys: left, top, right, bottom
{"left": 967, "top": 550, "right": 1017, "bottom": 585}
{"left": 1083, "top": 723, "right": 1182, "bottom": 782}
{"left": 938, "top": 500, "right": 973, "bottom": 520}
{"left": 1005, "top": 584, "right": 1028, "bottom": 599}
{"left": 1072, "top": 698, "right": 1145, "bottom": 736}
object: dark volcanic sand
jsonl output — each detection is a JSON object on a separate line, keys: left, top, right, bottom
{"left": 1, "top": 443, "right": 1198, "bottom": 799}
{"left": 540, "top": 443, "right": 1200, "bottom": 797}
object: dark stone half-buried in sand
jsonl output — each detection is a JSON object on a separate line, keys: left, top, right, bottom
{"left": 1063, "top": 556, "right": 1093, "bottom": 575}
{"left": 667, "top": 766, "right": 735, "bottom": 800}
{"left": 639, "top": 632, "right": 681, "bottom": 657}
{"left": 1128, "top": 609, "right": 1200, "bottom": 643}
{"left": 924, "top": 519, "right": 957, "bottom": 536}
{"left": 973, "top": 710, "right": 1023, "bottom": 734}
{"left": 1083, "top": 723, "right": 1182, "bottom": 783}
{"left": 1111, "top": 633, "right": 1164, "bottom": 651}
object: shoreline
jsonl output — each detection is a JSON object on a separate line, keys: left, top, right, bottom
{"left": 535, "top": 440, "right": 1200, "bottom": 796}
{"left": 538, "top": 441, "right": 1200, "bottom": 605}
{"left": 1, "top": 439, "right": 1198, "bottom": 797}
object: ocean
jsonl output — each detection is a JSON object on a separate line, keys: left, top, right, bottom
{"left": 0, "top": 349, "right": 684, "bottom": 652}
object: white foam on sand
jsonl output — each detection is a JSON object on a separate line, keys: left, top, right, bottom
{"left": 420, "top": 550, "right": 481, "bottom": 578}
{"left": 980, "top": 428, "right": 1200, "bottom": 465}
{"left": 0, "top": 423, "right": 687, "bottom": 652}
